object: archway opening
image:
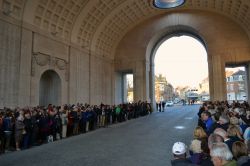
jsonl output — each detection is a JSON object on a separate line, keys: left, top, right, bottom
{"left": 153, "top": 35, "right": 208, "bottom": 109}
{"left": 125, "top": 74, "right": 134, "bottom": 103}
{"left": 39, "top": 70, "right": 61, "bottom": 106}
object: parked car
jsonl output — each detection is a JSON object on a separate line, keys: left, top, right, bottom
{"left": 165, "top": 101, "right": 174, "bottom": 107}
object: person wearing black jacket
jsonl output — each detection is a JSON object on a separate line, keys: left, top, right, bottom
{"left": 23, "top": 112, "right": 33, "bottom": 149}
{"left": 0, "top": 112, "right": 4, "bottom": 153}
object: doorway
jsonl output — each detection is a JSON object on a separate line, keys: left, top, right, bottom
{"left": 39, "top": 70, "right": 61, "bottom": 106}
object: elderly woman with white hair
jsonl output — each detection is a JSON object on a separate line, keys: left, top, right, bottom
{"left": 210, "top": 142, "right": 236, "bottom": 166}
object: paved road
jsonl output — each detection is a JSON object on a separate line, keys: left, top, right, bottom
{"left": 0, "top": 105, "right": 200, "bottom": 166}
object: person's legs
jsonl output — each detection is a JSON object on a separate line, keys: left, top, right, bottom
{"left": 4, "top": 131, "right": 12, "bottom": 151}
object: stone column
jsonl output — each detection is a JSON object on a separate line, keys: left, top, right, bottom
{"left": 209, "top": 55, "right": 226, "bottom": 101}
{"left": 149, "top": 61, "right": 156, "bottom": 111}
{"left": 18, "top": 28, "right": 32, "bottom": 107}
{"left": 246, "top": 64, "right": 250, "bottom": 103}
{"left": 114, "top": 72, "right": 123, "bottom": 104}
{"left": 134, "top": 60, "right": 147, "bottom": 102}
{"left": 208, "top": 55, "right": 214, "bottom": 101}
{"left": 145, "top": 60, "right": 151, "bottom": 102}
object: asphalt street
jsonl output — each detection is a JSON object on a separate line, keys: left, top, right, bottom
{"left": 0, "top": 104, "right": 200, "bottom": 166}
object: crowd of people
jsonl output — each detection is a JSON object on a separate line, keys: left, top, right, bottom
{"left": 3, "top": 99, "right": 250, "bottom": 165}
{"left": 0, "top": 101, "right": 152, "bottom": 154}
{"left": 171, "top": 100, "right": 250, "bottom": 166}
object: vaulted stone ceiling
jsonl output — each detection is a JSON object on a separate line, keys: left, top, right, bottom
{"left": 2, "top": 0, "right": 250, "bottom": 58}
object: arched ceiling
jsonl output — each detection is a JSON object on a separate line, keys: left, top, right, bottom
{"left": 1, "top": 0, "right": 250, "bottom": 58}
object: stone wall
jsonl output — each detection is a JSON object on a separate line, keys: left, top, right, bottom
{"left": 0, "top": 19, "right": 114, "bottom": 108}
{"left": 90, "top": 55, "right": 113, "bottom": 105}
{"left": 0, "top": 20, "right": 21, "bottom": 107}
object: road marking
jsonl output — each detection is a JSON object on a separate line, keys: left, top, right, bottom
{"left": 174, "top": 126, "right": 185, "bottom": 129}
{"left": 184, "top": 117, "right": 193, "bottom": 120}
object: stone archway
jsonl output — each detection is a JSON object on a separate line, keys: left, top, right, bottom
{"left": 115, "top": 11, "right": 250, "bottom": 108}
{"left": 148, "top": 27, "right": 208, "bottom": 109}
{"left": 39, "top": 70, "right": 61, "bottom": 106}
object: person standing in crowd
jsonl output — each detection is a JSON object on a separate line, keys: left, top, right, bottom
{"left": 156, "top": 102, "right": 159, "bottom": 112}
{"left": 162, "top": 101, "right": 165, "bottom": 112}
{"left": 67, "top": 108, "right": 74, "bottom": 137}
{"left": 226, "top": 125, "right": 243, "bottom": 152}
{"left": 23, "top": 111, "right": 33, "bottom": 149}
{"left": 243, "top": 127, "right": 250, "bottom": 144}
{"left": 199, "top": 138, "right": 214, "bottom": 166}
{"left": 115, "top": 105, "right": 121, "bottom": 122}
{"left": 0, "top": 101, "right": 152, "bottom": 154}
{"left": 171, "top": 142, "right": 196, "bottom": 166}
{"left": 61, "top": 107, "right": 68, "bottom": 138}
{"left": 3, "top": 110, "right": 14, "bottom": 152}
{"left": 189, "top": 126, "right": 207, "bottom": 165}
{"left": 100, "top": 106, "right": 106, "bottom": 127}
{"left": 90, "top": 107, "right": 97, "bottom": 130}
{"left": 210, "top": 142, "right": 236, "bottom": 166}
{"left": 31, "top": 109, "right": 39, "bottom": 146}
{"left": 79, "top": 106, "right": 87, "bottom": 133}
{"left": 201, "top": 111, "right": 214, "bottom": 135}
{"left": 104, "top": 105, "right": 111, "bottom": 127}
{"left": 213, "top": 128, "right": 229, "bottom": 144}
{"left": 198, "top": 105, "right": 206, "bottom": 128}
{"left": 0, "top": 112, "right": 5, "bottom": 153}
{"left": 111, "top": 105, "right": 116, "bottom": 123}
{"left": 38, "top": 110, "right": 49, "bottom": 143}
{"left": 159, "top": 101, "right": 162, "bottom": 112}
{"left": 218, "top": 114, "right": 230, "bottom": 131}
{"left": 232, "top": 141, "right": 250, "bottom": 166}
{"left": 54, "top": 111, "right": 62, "bottom": 140}
{"left": 72, "top": 106, "right": 79, "bottom": 135}
{"left": 85, "top": 107, "right": 90, "bottom": 132}
{"left": 15, "top": 110, "right": 25, "bottom": 151}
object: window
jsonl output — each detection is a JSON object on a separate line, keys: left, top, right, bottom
{"left": 239, "top": 84, "right": 244, "bottom": 91}
{"left": 230, "top": 76, "right": 233, "bottom": 82}
{"left": 230, "top": 84, "right": 234, "bottom": 91}
{"left": 153, "top": 0, "right": 185, "bottom": 9}
{"left": 239, "top": 75, "right": 243, "bottom": 81}
{"left": 160, "top": 84, "right": 164, "bottom": 91}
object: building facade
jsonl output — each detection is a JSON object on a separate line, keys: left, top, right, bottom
{"left": 198, "top": 78, "right": 210, "bottom": 101}
{"left": 155, "top": 75, "right": 174, "bottom": 103}
{"left": 226, "top": 70, "right": 247, "bottom": 101}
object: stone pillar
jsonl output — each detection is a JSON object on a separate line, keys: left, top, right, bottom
{"left": 209, "top": 55, "right": 226, "bottom": 101}
{"left": 208, "top": 55, "right": 214, "bottom": 101}
{"left": 149, "top": 61, "right": 156, "bottom": 111}
{"left": 246, "top": 64, "right": 250, "bottom": 103}
{"left": 134, "top": 61, "right": 147, "bottom": 102}
{"left": 0, "top": 20, "right": 21, "bottom": 108}
{"left": 145, "top": 60, "right": 150, "bottom": 102}
{"left": 18, "top": 28, "right": 32, "bottom": 107}
{"left": 114, "top": 72, "right": 123, "bottom": 104}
